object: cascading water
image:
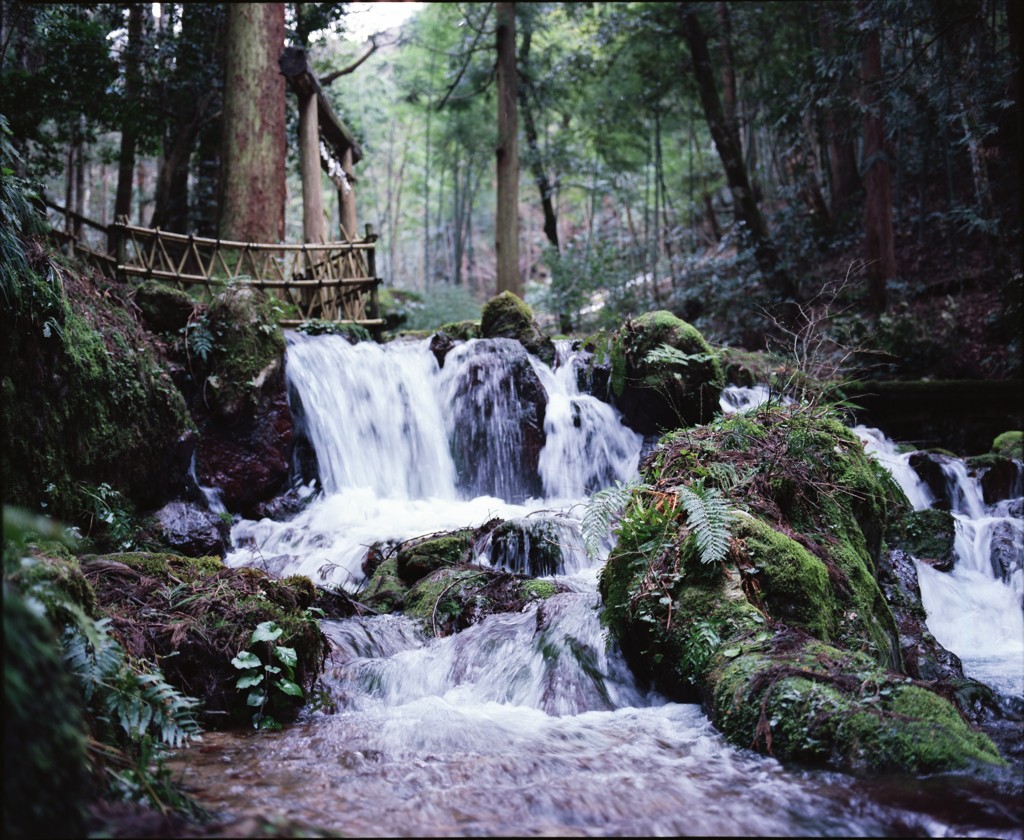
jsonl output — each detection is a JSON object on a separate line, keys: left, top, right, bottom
{"left": 857, "top": 425, "right": 1024, "bottom": 697}
{"left": 179, "top": 350, "right": 1021, "bottom": 837}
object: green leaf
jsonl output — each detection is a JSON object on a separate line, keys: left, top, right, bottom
{"left": 251, "top": 621, "right": 283, "bottom": 643}
{"left": 274, "top": 646, "right": 298, "bottom": 668}
{"left": 235, "top": 672, "right": 264, "bottom": 689}
{"left": 276, "top": 679, "right": 304, "bottom": 698}
{"left": 246, "top": 689, "right": 267, "bottom": 707}
{"left": 722, "top": 647, "right": 741, "bottom": 658}
{"left": 231, "top": 651, "right": 261, "bottom": 670}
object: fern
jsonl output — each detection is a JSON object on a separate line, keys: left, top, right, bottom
{"left": 674, "top": 479, "right": 735, "bottom": 566}
{"left": 64, "top": 617, "right": 201, "bottom": 749}
{"left": 643, "top": 343, "right": 714, "bottom": 369}
{"left": 582, "top": 478, "right": 644, "bottom": 560}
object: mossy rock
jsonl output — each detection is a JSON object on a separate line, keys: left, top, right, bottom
{"left": 3, "top": 585, "right": 89, "bottom": 839}
{"left": 1, "top": 245, "right": 196, "bottom": 521}
{"left": 132, "top": 279, "right": 197, "bottom": 332}
{"left": 892, "top": 508, "right": 956, "bottom": 570}
{"left": 487, "top": 517, "right": 566, "bottom": 577}
{"left": 609, "top": 310, "right": 724, "bottom": 434}
{"left": 593, "top": 402, "right": 999, "bottom": 773}
{"left": 992, "top": 430, "right": 1023, "bottom": 460}
{"left": 83, "top": 553, "right": 326, "bottom": 727}
{"left": 3, "top": 551, "right": 98, "bottom": 624}
{"left": 480, "top": 291, "right": 555, "bottom": 366}
{"left": 360, "top": 556, "right": 408, "bottom": 613}
{"left": 435, "top": 319, "right": 481, "bottom": 341}
{"left": 395, "top": 530, "right": 473, "bottom": 585}
{"left": 708, "top": 634, "right": 1005, "bottom": 775}
{"left": 204, "top": 285, "right": 286, "bottom": 424}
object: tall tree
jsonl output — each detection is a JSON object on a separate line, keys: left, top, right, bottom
{"left": 113, "top": 4, "right": 144, "bottom": 224}
{"left": 677, "top": 2, "right": 794, "bottom": 301}
{"left": 219, "top": 2, "right": 287, "bottom": 243}
{"left": 495, "top": 1, "right": 520, "bottom": 297}
{"left": 858, "top": 1, "right": 895, "bottom": 313}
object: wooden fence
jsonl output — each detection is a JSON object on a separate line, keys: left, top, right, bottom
{"left": 42, "top": 200, "right": 382, "bottom": 329}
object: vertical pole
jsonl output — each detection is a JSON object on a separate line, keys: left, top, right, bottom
{"left": 298, "top": 90, "right": 325, "bottom": 245}
{"left": 339, "top": 146, "right": 357, "bottom": 241}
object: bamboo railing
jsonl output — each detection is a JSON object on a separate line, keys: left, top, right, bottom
{"left": 41, "top": 200, "right": 382, "bottom": 329}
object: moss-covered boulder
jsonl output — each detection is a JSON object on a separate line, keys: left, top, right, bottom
{"left": 609, "top": 311, "right": 724, "bottom": 435}
{"left": 133, "top": 279, "right": 196, "bottom": 332}
{"left": 480, "top": 291, "right": 555, "bottom": 366}
{"left": 80, "top": 552, "right": 326, "bottom": 727}
{"left": 1, "top": 243, "right": 196, "bottom": 524}
{"left": 189, "top": 286, "right": 294, "bottom": 516}
{"left": 991, "top": 430, "right": 1023, "bottom": 461}
{"left": 395, "top": 530, "right": 473, "bottom": 584}
{"left": 894, "top": 507, "right": 957, "bottom": 570}
{"left": 598, "top": 402, "right": 1005, "bottom": 774}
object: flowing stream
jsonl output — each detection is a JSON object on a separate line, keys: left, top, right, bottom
{"left": 171, "top": 335, "right": 1022, "bottom": 837}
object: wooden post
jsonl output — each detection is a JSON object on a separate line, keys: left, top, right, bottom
{"left": 298, "top": 90, "right": 326, "bottom": 245}
{"left": 339, "top": 146, "right": 357, "bottom": 241}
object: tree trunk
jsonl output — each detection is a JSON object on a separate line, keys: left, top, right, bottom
{"left": 495, "top": 1, "right": 521, "bottom": 298}
{"left": 114, "top": 4, "right": 143, "bottom": 225}
{"left": 859, "top": 10, "right": 895, "bottom": 314}
{"left": 816, "top": 5, "right": 860, "bottom": 221}
{"left": 517, "top": 17, "right": 558, "bottom": 252}
{"left": 219, "top": 2, "right": 286, "bottom": 243}
{"left": 678, "top": 3, "right": 793, "bottom": 300}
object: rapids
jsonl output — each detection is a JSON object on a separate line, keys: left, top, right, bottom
{"left": 171, "top": 335, "right": 1021, "bottom": 837}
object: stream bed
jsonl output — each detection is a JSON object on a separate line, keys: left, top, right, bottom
{"left": 169, "top": 335, "right": 1022, "bottom": 837}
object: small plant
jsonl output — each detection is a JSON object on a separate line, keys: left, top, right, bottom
{"left": 231, "top": 620, "right": 304, "bottom": 730}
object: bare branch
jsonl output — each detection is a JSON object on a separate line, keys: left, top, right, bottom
{"left": 320, "top": 36, "right": 379, "bottom": 85}
{"left": 436, "top": 2, "right": 494, "bottom": 111}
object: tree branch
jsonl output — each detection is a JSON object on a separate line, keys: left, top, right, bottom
{"left": 320, "top": 36, "right": 379, "bottom": 85}
{"left": 436, "top": 2, "right": 494, "bottom": 111}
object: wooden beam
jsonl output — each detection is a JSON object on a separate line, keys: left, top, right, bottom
{"left": 279, "top": 46, "right": 363, "bottom": 165}
{"left": 298, "top": 90, "right": 326, "bottom": 245}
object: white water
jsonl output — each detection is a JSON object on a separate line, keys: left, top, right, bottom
{"left": 855, "top": 426, "right": 1024, "bottom": 698}
{"left": 191, "top": 346, "right": 1021, "bottom": 836}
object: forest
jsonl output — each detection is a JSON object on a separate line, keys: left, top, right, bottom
{"left": 2, "top": 2, "right": 1023, "bottom": 838}
{"left": 2, "top": 0, "right": 1019, "bottom": 362}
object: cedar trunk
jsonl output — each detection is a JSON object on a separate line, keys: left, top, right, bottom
{"left": 860, "top": 17, "right": 895, "bottom": 314}
{"left": 495, "top": 1, "right": 521, "bottom": 298}
{"left": 678, "top": 3, "right": 793, "bottom": 301}
{"left": 219, "top": 3, "right": 286, "bottom": 243}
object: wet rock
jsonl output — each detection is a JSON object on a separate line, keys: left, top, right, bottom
{"left": 609, "top": 310, "right": 724, "bottom": 435}
{"left": 445, "top": 338, "right": 547, "bottom": 502}
{"left": 988, "top": 520, "right": 1023, "bottom": 582}
{"left": 896, "top": 508, "right": 957, "bottom": 571}
{"left": 480, "top": 291, "right": 555, "bottom": 366}
{"left": 980, "top": 458, "right": 1023, "bottom": 504}
{"left": 154, "top": 500, "right": 230, "bottom": 557}
{"left": 486, "top": 517, "right": 567, "bottom": 577}
{"left": 908, "top": 451, "right": 955, "bottom": 510}
{"left": 132, "top": 280, "right": 196, "bottom": 332}
{"left": 878, "top": 548, "right": 965, "bottom": 684}
{"left": 429, "top": 330, "right": 458, "bottom": 368}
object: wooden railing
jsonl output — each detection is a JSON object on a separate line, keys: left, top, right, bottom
{"left": 41, "top": 200, "right": 382, "bottom": 329}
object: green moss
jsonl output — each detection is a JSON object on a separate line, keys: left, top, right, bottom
{"left": 361, "top": 557, "right": 408, "bottom": 612}
{"left": 519, "top": 579, "right": 558, "bottom": 600}
{"left": 992, "top": 430, "right": 1023, "bottom": 460}
{"left": 708, "top": 638, "right": 1005, "bottom": 774}
{"left": 480, "top": 291, "right": 555, "bottom": 365}
{"left": 395, "top": 531, "right": 472, "bottom": 584}
{"left": 736, "top": 517, "right": 834, "bottom": 640}
{"left": 894, "top": 508, "right": 956, "bottom": 565}
{"left": 101, "top": 551, "right": 223, "bottom": 582}
{"left": 4, "top": 553, "right": 98, "bottom": 623}
{"left": 435, "top": 320, "right": 481, "bottom": 341}
{"left": 608, "top": 310, "right": 724, "bottom": 431}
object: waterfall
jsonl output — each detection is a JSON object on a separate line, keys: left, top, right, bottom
{"left": 855, "top": 425, "right": 1024, "bottom": 697}
{"left": 224, "top": 335, "right": 642, "bottom": 589}
{"left": 183, "top": 372, "right": 1019, "bottom": 837}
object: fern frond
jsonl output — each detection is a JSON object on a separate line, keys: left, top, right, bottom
{"left": 644, "top": 343, "right": 714, "bottom": 368}
{"left": 674, "top": 480, "right": 735, "bottom": 566}
{"left": 582, "top": 478, "right": 645, "bottom": 559}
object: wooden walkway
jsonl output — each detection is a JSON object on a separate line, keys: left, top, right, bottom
{"left": 43, "top": 200, "right": 383, "bottom": 329}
